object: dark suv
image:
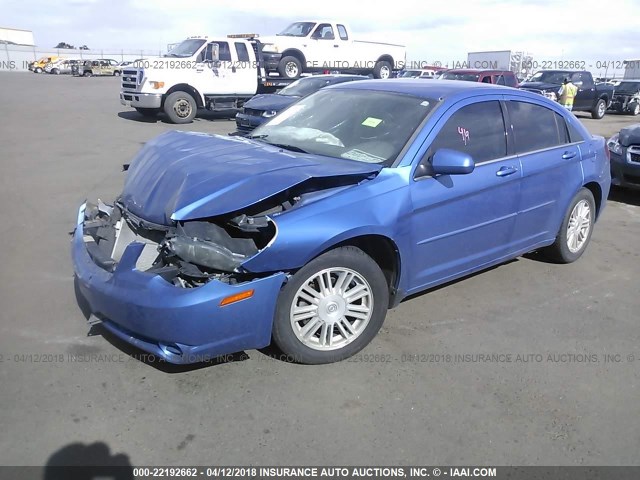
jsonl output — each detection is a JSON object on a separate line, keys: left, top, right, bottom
{"left": 440, "top": 69, "right": 519, "bottom": 87}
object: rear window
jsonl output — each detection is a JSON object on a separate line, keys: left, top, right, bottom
{"left": 507, "top": 101, "right": 566, "bottom": 153}
{"left": 234, "top": 42, "right": 250, "bottom": 62}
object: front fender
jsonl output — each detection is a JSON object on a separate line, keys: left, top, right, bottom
{"left": 240, "top": 169, "right": 412, "bottom": 274}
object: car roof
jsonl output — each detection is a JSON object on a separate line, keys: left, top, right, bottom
{"left": 446, "top": 69, "right": 513, "bottom": 74}
{"left": 299, "top": 74, "right": 368, "bottom": 80}
{"left": 331, "top": 79, "right": 550, "bottom": 105}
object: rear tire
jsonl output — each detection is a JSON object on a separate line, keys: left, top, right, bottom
{"left": 34, "top": 67, "right": 42, "bottom": 73}
{"left": 591, "top": 99, "right": 606, "bottom": 119}
{"left": 373, "top": 60, "right": 392, "bottom": 79}
{"left": 163, "top": 91, "right": 197, "bottom": 124}
{"left": 114, "top": 70, "right": 121, "bottom": 77}
{"left": 135, "top": 107, "right": 160, "bottom": 118}
{"left": 272, "top": 246, "right": 389, "bottom": 364}
{"left": 277, "top": 56, "right": 302, "bottom": 79}
{"left": 83, "top": 70, "right": 92, "bottom": 77}
{"left": 542, "top": 188, "right": 595, "bottom": 264}
{"left": 52, "top": 68, "right": 60, "bottom": 75}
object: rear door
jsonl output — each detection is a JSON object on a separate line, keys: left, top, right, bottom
{"left": 504, "top": 97, "right": 584, "bottom": 248}
{"left": 408, "top": 97, "right": 522, "bottom": 290}
{"left": 232, "top": 41, "right": 258, "bottom": 94}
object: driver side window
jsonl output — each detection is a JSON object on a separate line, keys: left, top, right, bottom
{"left": 429, "top": 101, "right": 507, "bottom": 164}
{"left": 313, "top": 24, "right": 335, "bottom": 40}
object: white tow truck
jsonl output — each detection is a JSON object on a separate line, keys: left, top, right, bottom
{"left": 260, "top": 21, "right": 406, "bottom": 79}
{"left": 120, "top": 35, "right": 295, "bottom": 124}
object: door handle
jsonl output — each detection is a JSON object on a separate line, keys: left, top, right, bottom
{"left": 196, "top": 69, "right": 204, "bottom": 73}
{"left": 334, "top": 45, "right": 339, "bottom": 48}
{"left": 562, "top": 151, "right": 577, "bottom": 160}
{"left": 496, "top": 166, "right": 518, "bottom": 177}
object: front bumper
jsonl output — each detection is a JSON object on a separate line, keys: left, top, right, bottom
{"left": 71, "top": 203, "right": 286, "bottom": 364}
{"left": 610, "top": 149, "right": 640, "bottom": 190}
{"left": 262, "top": 52, "right": 282, "bottom": 72}
{"left": 235, "top": 111, "right": 267, "bottom": 134}
{"left": 120, "top": 91, "right": 162, "bottom": 109}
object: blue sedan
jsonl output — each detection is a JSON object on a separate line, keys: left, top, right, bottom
{"left": 72, "top": 80, "right": 610, "bottom": 365}
{"left": 235, "top": 74, "right": 367, "bottom": 135}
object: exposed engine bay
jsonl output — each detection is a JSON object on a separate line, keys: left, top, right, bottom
{"left": 81, "top": 199, "right": 278, "bottom": 288}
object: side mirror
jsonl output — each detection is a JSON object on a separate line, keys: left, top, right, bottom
{"left": 431, "top": 149, "right": 475, "bottom": 175}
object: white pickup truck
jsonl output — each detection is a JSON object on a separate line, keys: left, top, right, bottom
{"left": 119, "top": 35, "right": 295, "bottom": 123}
{"left": 260, "top": 21, "right": 406, "bottom": 79}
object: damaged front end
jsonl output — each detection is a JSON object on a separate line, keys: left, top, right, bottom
{"left": 80, "top": 198, "right": 278, "bottom": 288}
{"left": 610, "top": 91, "right": 640, "bottom": 114}
{"left": 72, "top": 199, "right": 287, "bottom": 364}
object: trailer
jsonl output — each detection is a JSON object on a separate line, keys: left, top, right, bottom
{"left": 120, "top": 35, "right": 297, "bottom": 123}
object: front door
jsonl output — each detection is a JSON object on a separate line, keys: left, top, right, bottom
{"left": 409, "top": 98, "right": 521, "bottom": 291}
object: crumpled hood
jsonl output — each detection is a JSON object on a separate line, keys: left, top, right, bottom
{"left": 520, "top": 81, "right": 561, "bottom": 91}
{"left": 120, "top": 130, "right": 381, "bottom": 225}
{"left": 618, "top": 124, "right": 640, "bottom": 147}
{"left": 244, "top": 93, "right": 298, "bottom": 112}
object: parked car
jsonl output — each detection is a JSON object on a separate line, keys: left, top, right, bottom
{"left": 260, "top": 21, "right": 406, "bottom": 79}
{"left": 399, "top": 69, "right": 439, "bottom": 79}
{"left": 519, "top": 70, "right": 614, "bottom": 119}
{"left": 45, "top": 59, "right": 79, "bottom": 75}
{"left": 608, "top": 123, "right": 640, "bottom": 189}
{"left": 72, "top": 80, "right": 609, "bottom": 365}
{"left": 609, "top": 80, "right": 640, "bottom": 115}
{"left": 29, "top": 56, "right": 61, "bottom": 73}
{"left": 235, "top": 74, "right": 367, "bottom": 134}
{"left": 73, "top": 59, "right": 122, "bottom": 77}
{"left": 440, "top": 69, "right": 519, "bottom": 87}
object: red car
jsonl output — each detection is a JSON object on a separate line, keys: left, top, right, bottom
{"left": 440, "top": 69, "right": 519, "bottom": 87}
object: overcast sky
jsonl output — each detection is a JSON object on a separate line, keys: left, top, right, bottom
{"left": 3, "top": 0, "right": 639, "bottom": 74}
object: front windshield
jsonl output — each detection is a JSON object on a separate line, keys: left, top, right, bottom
{"left": 441, "top": 72, "right": 480, "bottom": 82}
{"left": 616, "top": 81, "right": 640, "bottom": 92}
{"left": 278, "top": 77, "right": 334, "bottom": 97}
{"left": 165, "top": 39, "right": 206, "bottom": 58}
{"left": 250, "top": 89, "right": 437, "bottom": 165}
{"left": 278, "top": 22, "right": 316, "bottom": 37}
{"left": 528, "top": 71, "right": 570, "bottom": 84}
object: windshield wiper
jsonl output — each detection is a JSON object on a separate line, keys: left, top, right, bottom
{"left": 265, "top": 143, "right": 308, "bottom": 153}
{"left": 247, "top": 134, "right": 269, "bottom": 140}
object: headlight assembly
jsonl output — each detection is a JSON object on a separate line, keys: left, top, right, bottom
{"left": 607, "top": 134, "right": 623, "bottom": 155}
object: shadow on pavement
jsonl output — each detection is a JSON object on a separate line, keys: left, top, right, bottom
{"left": 43, "top": 441, "right": 133, "bottom": 480}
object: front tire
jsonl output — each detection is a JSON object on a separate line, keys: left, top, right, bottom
{"left": 272, "top": 246, "right": 389, "bottom": 364}
{"left": 52, "top": 68, "right": 60, "bottom": 75}
{"left": 591, "top": 99, "right": 606, "bottom": 119}
{"left": 114, "top": 70, "right": 121, "bottom": 77}
{"left": 34, "top": 67, "right": 42, "bottom": 73}
{"left": 542, "top": 188, "right": 595, "bottom": 263}
{"left": 629, "top": 102, "right": 640, "bottom": 116}
{"left": 278, "top": 56, "right": 302, "bottom": 79}
{"left": 83, "top": 70, "right": 92, "bottom": 77}
{"left": 163, "top": 91, "right": 197, "bottom": 124}
{"left": 373, "top": 60, "right": 392, "bottom": 79}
